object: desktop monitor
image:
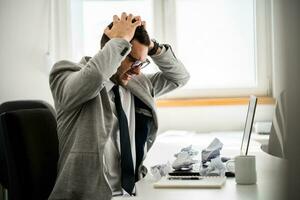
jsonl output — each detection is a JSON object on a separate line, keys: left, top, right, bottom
{"left": 240, "top": 95, "right": 258, "bottom": 156}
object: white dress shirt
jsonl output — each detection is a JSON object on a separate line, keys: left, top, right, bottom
{"left": 103, "top": 80, "right": 136, "bottom": 196}
{"left": 103, "top": 46, "right": 167, "bottom": 196}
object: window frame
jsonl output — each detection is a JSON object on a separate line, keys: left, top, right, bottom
{"left": 155, "top": 0, "right": 272, "bottom": 99}
{"left": 71, "top": 0, "right": 272, "bottom": 99}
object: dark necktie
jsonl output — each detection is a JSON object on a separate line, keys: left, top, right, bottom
{"left": 112, "top": 85, "right": 135, "bottom": 195}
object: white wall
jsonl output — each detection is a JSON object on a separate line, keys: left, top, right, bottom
{"left": 271, "top": 0, "right": 286, "bottom": 98}
{"left": 0, "top": 0, "right": 53, "bottom": 105}
{"left": 0, "top": 0, "right": 274, "bottom": 133}
{"left": 266, "top": 1, "right": 300, "bottom": 198}
{"left": 271, "top": 0, "right": 300, "bottom": 198}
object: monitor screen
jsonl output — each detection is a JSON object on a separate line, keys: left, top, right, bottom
{"left": 240, "top": 95, "right": 258, "bottom": 155}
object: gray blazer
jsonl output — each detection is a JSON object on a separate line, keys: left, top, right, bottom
{"left": 48, "top": 38, "right": 189, "bottom": 200}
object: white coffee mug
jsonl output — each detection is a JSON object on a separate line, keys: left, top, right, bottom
{"left": 234, "top": 155, "right": 257, "bottom": 185}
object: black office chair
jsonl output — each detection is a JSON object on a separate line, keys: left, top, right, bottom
{"left": 0, "top": 100, "right": 58, "bottom": 200}
{"left": 0, "top": 100, "right": 56, "bottom": 119}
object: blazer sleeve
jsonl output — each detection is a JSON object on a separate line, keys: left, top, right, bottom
{"left": 146, "top": 45, "right": 190, "bottom": 98}
{"left": 49, "top": 38, "right": 131, "bottom": 111}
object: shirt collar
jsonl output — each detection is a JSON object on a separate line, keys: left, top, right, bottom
{"left": 104, "top": 80, "right": 115, "bottom": 92}
{"left": 79, "top": 56, "right": 91, "bottom": 65}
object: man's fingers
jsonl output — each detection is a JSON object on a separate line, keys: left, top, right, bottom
{"left": 108, "top": 13, "right": 143, "bottom": 41}
{"left": 134, "top": 16, "right": 141, "bottom": 22}
{"left": 142, "top": 21, "right": 146, "bottom": 29}
{"left": 121, "top": 12, "right": 127, "bottom": 21}
{"left": 127, "top": 13, "right": 133, "bottom": 21}
{"left": 132, "top": 20, "right": 142, "bottom": 28}
{"left": 113, "top": 15, "right": 119, "bottom": 23}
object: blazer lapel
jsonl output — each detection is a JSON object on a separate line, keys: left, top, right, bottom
{"left": 125, "top": 78, "right": 156, "bottom": 112}
{"left": 125, "top": 77, "right": 158, "bottom": 128}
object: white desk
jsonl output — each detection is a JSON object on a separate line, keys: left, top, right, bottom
{"left": 113, "top": 131, "right": 287, "bottom": 200}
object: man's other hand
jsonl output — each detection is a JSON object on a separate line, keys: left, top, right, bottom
{"left": 104, "top": 12, "right": 142, "bottom": 42}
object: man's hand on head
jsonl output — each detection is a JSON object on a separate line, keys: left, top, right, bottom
{"left": 104, "top": 12, "right": 142, "bottom": 42}
{"left": 141, "top": 20, "right": 154, "bottom": 49}
{"left": 141, "top": 20, "right": 161, "bottom": 55}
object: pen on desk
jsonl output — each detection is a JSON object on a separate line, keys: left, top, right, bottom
{"left": 168, "top": 177, "right": 203, "bottom": 180}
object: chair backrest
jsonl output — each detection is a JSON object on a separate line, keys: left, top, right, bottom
{"left": 0, "top": 101, "right": 58, "bottom": 200}
{"left": 0, "top": 100, "right": 56, "bottom": 117}
{"left": 0, "top": 100, "right": 56, "bottom": 189}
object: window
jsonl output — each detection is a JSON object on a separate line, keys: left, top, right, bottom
{"left": 82, "top": 0, "right": 154, "bottom": 57}
{"left": 70, "top": 0, "right": 272, "bottom": 98}
{"left": 71, "top": 0, "right": 157, "bottom": 74}
{"left": 177, "top": 0, "right": 256, "bottom": 89}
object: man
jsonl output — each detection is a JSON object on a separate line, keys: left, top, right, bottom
{"left": 48, "top": 12, "right": 189, "bottom": 200}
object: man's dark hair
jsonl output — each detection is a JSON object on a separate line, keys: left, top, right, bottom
{"left": 100, "top": 20, "right": 151, "bottom": 49}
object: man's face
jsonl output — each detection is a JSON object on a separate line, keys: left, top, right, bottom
{"left": 112, "top": 39, "right": 149, "bottom": 86}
